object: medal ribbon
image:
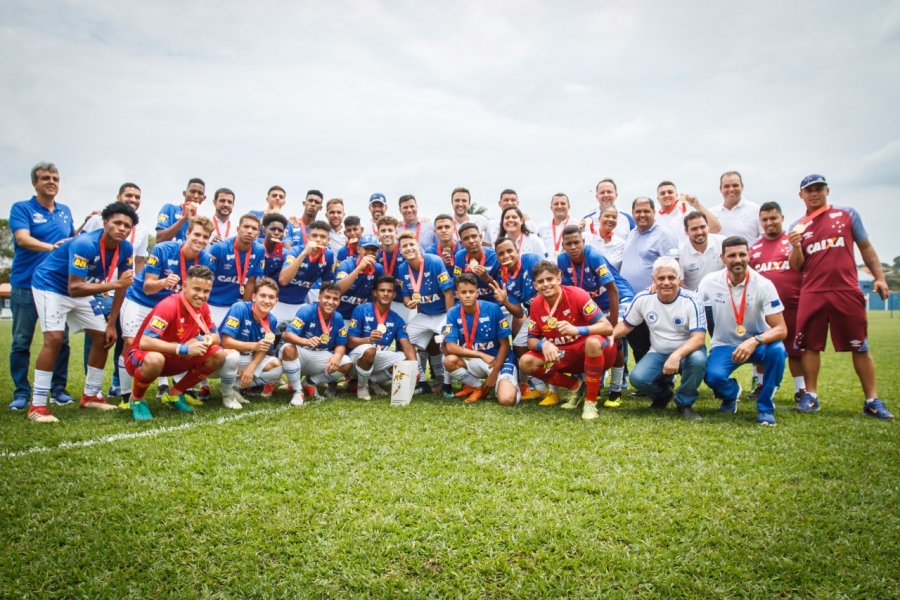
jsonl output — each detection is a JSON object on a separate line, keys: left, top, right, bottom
{"left": 179, "top": 294, "right": 211, "bottom": 336}
{"left": 99, "top": 233, "right": 120, "bottom": 284}
{"left": 460, "top": 303, "right": 480, "bottom": 350}
{"left": 308, "top": 243, "right": 326, "bottom": 265}
{"left": 381, "top": 247, "right": 399, "bottom": 274}
{"left": 573, "top": 259, "right": 585, "bottom": 288}
{"left": 658, "top": 200, "right": 686, "bottom": 215}
{"left": 317, "top": 307, "right": 333, "bottom": 342}
{"left": 796, "top": 204, "right": 831, "bottom": 226}
{"left": 407, "top": 259, "right": 425, "bottom": 296}
{"left": 179, "top": 244, "right": 199, "bottom": 288}
{"left": 501, "top": 260, "right": 521, "bottom": 286}
{"left": 551, "top": 218, "right": 569, "bottom": 252}
{"left": 465, "top": 252, "right": 486, "bottom": 272}
{"left": 265, "top": 241, "right": 283, "bottom": 260}
{"left": 250, "top": 305, "right": 272, "bottom": 334}
{"left": 356, "top": 255, "right": 374, "bottom": 275}
{"left": 233, "top": 238, "right": 252, "bottom": 289}
{"left": 374, "top": 304, "right": 389, "bottom": 343}
{"left": 403, "top": 221, "right": 422, "bottom": 241}
{"left": 545, "top": 290, "right": 563, "bottom": 326}
{"left": 727, "top": 270, "right": 750, "bottom": 329}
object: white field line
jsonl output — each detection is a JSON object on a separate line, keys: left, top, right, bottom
{"left": 1, "top": 405, "right": 289, "bottom": 458}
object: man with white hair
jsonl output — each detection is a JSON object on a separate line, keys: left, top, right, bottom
{"left": 612, "top": 258, "right": 708, "bottom": 421}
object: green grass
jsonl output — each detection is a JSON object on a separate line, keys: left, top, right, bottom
{"left": 1, "top": 315, "right": 899, "bottom": 598}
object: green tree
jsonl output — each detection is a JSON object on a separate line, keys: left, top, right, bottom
{"left": 467, "top": 202, "right": 488, "bottom": 216}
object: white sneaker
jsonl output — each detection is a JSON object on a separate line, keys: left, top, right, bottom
{"left": 368, "top": 381, "right": 388, "bottom": 396}
{"left": 232, "top": 389, "right": 249, "bottom": 405}
{"left": 582, "top": 401, "right": 599, "bottom": 421}
{"left": 357, "top": 387, "right": 372, "bottom": 400}
{"left": 290, "top": 391, "right": 305, "bottom": 407}
{"left": 222, "top": 395, "right": 242, "bottom": 410}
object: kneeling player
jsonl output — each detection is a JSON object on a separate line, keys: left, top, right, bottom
{"left": 518, "top": 261, "right": 617, "bottom": 420}
{"left": 347, "top": 276, "right": 420, "bottom": 400}
{"left": 213, "top": 277, "right": 284, "bottom": 409}
{"left": 442, "top": 274, "right": 519, "bottom": 406}
{"left": 281, "top": 283, "right": 353, "bottom": 406}
{"left": 124, "top": 265, "right": 227, "bottom": 420}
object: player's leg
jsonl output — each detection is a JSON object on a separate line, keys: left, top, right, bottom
{"left": 628, "top": 352, "right": 671, "bottom": 404}
{"left": 163, "top": 347, "right": 227, "bottom": 410}
{"left": 494, "top": 363, "right": 520, "bottom": 407}
{"left": 27, "top": 290, "right": 71, "bottom": 422}
{"left": 79, "top": 327, "right": 117, "bottom": 410}
{"left": 211, "top": 350, "right": 243, "bottom": 409}
{"left": 519, "top": 350, "right": 580, "bottom": 405}
{"left": 351, "top": 345, "right": 378, "bottom": 399}
{"left": 512, "top": 322, "right": 545, "bottom": 401}
{"left": 583, "top": 336, "right": 616, "bottom": 403}
{"left": 125, "top": 349, "right": 166, "bottom": 421}
{"left": 704, "top": 346, "right": 742, "bottom": 413}
{"left": 444, "top": 354, "right": 484, "bottom": 394}
{"left": 748, "top": 342, "right": 786, "bottom": 422}
{"left": 675, "top": 349, "right": 707, "bottom": 412}
{"left": 459, "top": 357, "right": 491, "bottom": 403}
{"left": 794, "top": 291, "right": 830, "bottom": 411}
{"left": 279, "top": 344, "right": 306, "bottom": 406}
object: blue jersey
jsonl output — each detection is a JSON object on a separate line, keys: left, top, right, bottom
{"left": 442, "top": 300, "right": 512, "bottom": 359}
{"left": 348, "top": 303, "right": 410, "bottom": 348}
{"left": 126, "top": 241, "right": 214, "bottom": 308}
{"left": 208, "top": 237, "right": 267, "bottom": 307}
{"left": 9, "top": 197, "right": 75, "bottom": 288}
{"left": 376, "top": 247, "right": 404, "bottom": 295}
{"left": 219, "top": 301, "right": 278, "bottom": 351}
{"left": 452, "top": 248, "right": 502, "bottom": 303}
{"left": 335, "top": 257, "right": 385, "bottom": 319}
{"left": 499, "top": 252, "right": 543, "bottom": 308}
{"left": 32, "top": 229, "right": 133, "bottom": 295}
{"left": 285, "top": 303, "right": 349, "bottom": 352}
{"left": 396, "top": 254, "right": 454, "bottom": 316}
{"left": 279, "top": 246, "right": 336, "bottom": 305}
{"left": 262, "top": 243, "right": 286, "bottom": 279}
{"left": 156, "top": 203, "right": 191, "bottom": 243}
{"left": 336, "top": 245, "right": 359, "bottom": 261}
{"left": 557, "top": 246, "right": 632, "bottom": 312}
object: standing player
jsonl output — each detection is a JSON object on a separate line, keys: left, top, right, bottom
{"left": 699, "top": 237, "right": 788, "bottom": 426}
{"left": 249, "top": 186, "right": 287, "bottom": 240}
{"left": 336, "top": 216, "right": 363, "bottom": 261}
{"left": 214, "top": 277, "right": 283, "bottom": 409}
{"left": 281, "top": 283, "right": 353, "bottom": 404}
{"left": 398, "top": 194, "right": 437, "bottom": 251}
{"left": 27, "top": 202, "right": 137, "bottom": 422}
{"left": 275, "top": 221, "right": 336, "bottom": 327}
{"left": 519, "top": 262, "right": 617, "bottom": 420}
{"left": 207, "top": 214, "right": 267, "bottom": 326}
{"left": 347, "top": 276, "right": 420, "bottom": 400}
{"left": 442, "top": 274, "right": 519, "bottom": 406}
{"left": 450, "top": 187, "right": 491, "bottom": 245}
{"left": 156, "top": 177, "right": 206, "bottom": 243}
{"left": 655, "top": 181, "right": 720, "bottom": 244}
{"left": 286, "top": 190, "right": 324, "bottom": 247}
{"left": 538, "top": 193, "right": 574, "bottom": 258}
{"left": 452, "top": 223, "right": 502, "bottom": 303}
{"left": 325, "top": 198, "right": 347, "bottom": 253}
{"left": 208, "top": 188, "right": 235, "bottom": 245}
{"left": 375, "top": 216, "right": 413, "bottom": 322}
{"left": 124, "top": 265, "right": 226, "bottom": 420}
{"left": 788, "top": 175, "right": 893, "bottom": 419}
{"left": 425, "top": 214, "right": 460, "bottom": 277}
{"left": 261, "top": 213, "right": 289, "bottom": 280}
{"left": 335, "top": 235, "right": 385, "bottom": 319}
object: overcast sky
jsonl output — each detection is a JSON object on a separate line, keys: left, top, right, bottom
{"left": 3, "top": 1, "right": 899, "bottom": 261}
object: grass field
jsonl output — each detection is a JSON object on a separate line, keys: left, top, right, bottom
{"left": 1, "top": 314, "right": 899, "bottom": 598}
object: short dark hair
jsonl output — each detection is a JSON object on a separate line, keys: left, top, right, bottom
{"left": 254, "top": 277, "right": 279, "bottom": 296}
{"left": 344, "top": 215, "right": 361, "bottom": 228}
{"left": 532, "top": 260, "right": 561, "bottom": 279}
{"left": 458, "top": 222, "right": 479, "bottom": 238}
{"left": 596, "top": 178, "right": 617, "bottom": 192}
{"left": 722, "top": 236, "right": 749, "bottom": 252}
{"left": 238, "top": 213, "right": 261, "bottom": 228}
{"left": 759, "top": 201, "right": 782, "bottom": 214}
{"left": 657, "top": 181, "right": 676, "bottom": 191}
{"left": 632, "top": 197, "right": 655, "bottom": 210}
{"left": 306, "top": 190, "right": 323, "bottom": 200}
{"left": 434, "top": 213, "right": 454, "bottom": 226}
{"left": 214, "top": 188, "right": 235, "bottom": 201}
{"left": 500, "top": 189, "right": 517, "bottom": 198}
{"left": 309, "top": 220, "right": 331, "bottom": 233}
{"left": 494, "top": 236, "right": 517, "bottom": 251}
{"left": 262, "top": 212, "right": 288, "bottom": 229}
{"left": 319, "top": 282, "right": 341, "bottom": 296}
{"left": 455, "top": 273, "right": 478, "bottom": 288}
{"left": 268, "top": 185, "right": 285, "bottom": 196}
{"left": 187, "top": 177, "right": 205, "bottom": 188}
{"left": 562, "top": 224, "right": 581, "bottom": 237}
{"left": 375, "top": 275, "right": 397, "bottom": 289}
{"left": 398, "top": 194, "right": 416, "bottom": 206}
{"left": 187, "top": 265, "right": 214, "bottom": 281}
{"left": 101, "top": 201, "right": 139, "bottom": 226}
{"left": 720, "top": 171, "right": 743, "bottom": 186}
{"left": 118, "top": 182, "right": 140, "bottom": 195}
{"left": 683, "top": 210, "right": 707, "bottom": 230}
{"left": 552, "top": 193, "right": 569, "bottom": 203}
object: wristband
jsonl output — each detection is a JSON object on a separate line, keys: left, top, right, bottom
{"left": 536, "top": 340, "right": 544, "bottom": 352}
{"left": 577, "top": 326, "right": 590, "bottom": 336}
{"left": 178, "top": 344, "right": 189, "bottom": 356}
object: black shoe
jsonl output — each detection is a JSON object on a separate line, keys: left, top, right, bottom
{"left": 608, "top": 390, "right": 622, "bottom": 402}
{"left": 629, "top": 390, "right": 646, "bottom": 398}
{"left": 649, "top": 398, "right": 669, "bottom": 410}
{"left": 677, "top": 405, "right": 702, "bottom": 421}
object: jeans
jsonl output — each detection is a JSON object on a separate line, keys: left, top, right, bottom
{"left": 10, "top": 286, "right": 70, "bottom": 399}
{"left": 629, "top": 348, "right": 708, "bottom": 407}
{"left": 705, "top": 342, "right": 787, "bottom": 414}
{"left": 82, "top": 295, "right": 121, "bottom": 387}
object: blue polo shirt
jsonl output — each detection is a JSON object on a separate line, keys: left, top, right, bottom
{"left": 619, "top": 223, "right": 680, "bottom": 293}
{"left": 32, "top": 229, "right": 133, "bottom": 295}
{"left": 396, "top": 254, "right": 454, "bottom": 316}
{"left": 452, "top": 248, "right": 502, "bottom": 303}
{"left": 127, "top": 241, "right": 215, "bottom": 308}
{"left": 335, "top": 257, "right": 385, "bottom": 319}
{"left": 499, "top": 252, "right": 543, "bottom": 308}
{"left": 442, "top": 300, "right": 512, "bottom": 359}
{"left": 156, "top": 203, "right": 192, "bottom": 243}
{"left": 208, "top": 237, "right": 267, "bottom": 307}
{"left": 558, "top": 245, "right": 634, "bottom": 312}
{"left": 9, "top": 197, "right": 75, "bottom": 288}
{"left": 278, "top": 246, "right": 336, "bottom": 305}
{"left": 349, "top": 303, "right": 410, "bottom": 348}
{"left": 285, "top": 303, "right": 348, "bottom": 352}
{"left": 219, "top": 301, "right": 278, "bottom": 350}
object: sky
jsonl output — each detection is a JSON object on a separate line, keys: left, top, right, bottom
{"left": 2, "top": 1, "right": 900, "bottom": 262}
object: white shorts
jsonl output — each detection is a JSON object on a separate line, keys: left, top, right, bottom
{"left": 391, "top": 301, "right": 417, "bottom": 326}
{"left": 513, "top": 323, "right": 529, "bottom": 348}
{"left": 349, "top": 344, "right": 406, "bottom": 375}
{"left": 120, "top": 297, "right": 154, "bottom": 338}
{"left": 462, "top": 357, "right": 520, "bottom": 400}
{"left": 604, "top": 300, "right": 631, "bottom": 322}
{"left": 208, "top": 304, "right": 232, "bottom": 331}
{"left": 285, "top": 347, "right": 352, "bottom": 377}
{"left": 406, "top": 312, "right": 447, "bottom": 349}
{"left": 306, "top": 289, "right": 320, "bottom": 304}
{"left": 33, "top": 289, "right": 106, "bottom": 334}
{"left": 271, "top": 302, "right": 304, "bottom": 330}
{"left": 212, "top": 353, "right": 282, "bottom": 383}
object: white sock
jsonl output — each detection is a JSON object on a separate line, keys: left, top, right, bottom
{"left": 158, "top": 376, "right": 169, "bottom": 387}
{"left": 219, "top": 352, "right": 240, "bottom": 397}
{"left": 610, "top": 367, "right": 625, "bottom": 391}
{"left": 84, "top": 366, "right": 105, "bottom": 397}
{"left": 793, "top": 376, "right": 806, "bottom": 392}
{"left": 357, "top": 364, "right": 374, "bottom": 388}
{"left": 417, "top": 350, "right": 428, "bottom": 378}
{"left": 32, "top": 369, "right": 52, "bottom": 407}
{"left": 443, "top": 371, "right": 452, "bottom": 385}
{"left": 283, "top": 357, "right": 303, "bottom": 391}
{"left": 450, "top": 368, "right": 482, "bottom": 389}
{"left": 118, "top": 356, "right": 133, "bottom": 399}
{"left": 530, "top": 377, "right": 546, "bottom": 391}
{"left": 550, "top": 384, "right": 560, "bottom": 395}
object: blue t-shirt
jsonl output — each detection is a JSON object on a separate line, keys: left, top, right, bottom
{"left": 285, "top": 303, "right": 349, "bottom": 352}
{"left": 126, "top": 241, "right": 214, "bottom": 308}
{"left": 396, "top": 254, "right": 454, "bottom": 316}
{"left": 278, "top": 246, "right": 336, "bottom": 305}
{"left": 452, "top": 248, "right": 502, "bottom": 303}
{"left": 32, "top": 228, "right": 134, "bottom": 295}
{"left": 348, "top": 303, "right": 410, "bottom": 348}
{"left": 208, "top": 237, "right": 267, "bottom": 307}
{"left": 9, "top": 197, "right": 75, "bottom": 288}
{"left": 156, "top": 203, "right": 192, "bottom": 243}
{"left": 442, "top": 300, "right": 512, "bottom": 359}
{"left": 336, "top": 245, "right": 360, "bottom": 261}
{"left": 558, "top": 246, "right": 635, "bottom": 311}
{"left": 262, "top": 244, "right": 287, "bottom": 279}
{"left": 499, "top": 252, "right": 543, "bottom": 308}
{"left": 620, "top": 223, "right": 680, "bottom": 293}
{"left": 219, "top": 301, "right": 278, "bottom": 352}
{"left": 335, "top": 257, "right": 385, "bottom": 319}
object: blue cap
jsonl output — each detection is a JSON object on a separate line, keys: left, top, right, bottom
{"left": 800, "top": 174, "right": 827, "bottom": 190}
{"left": 369, "top": 193, "right": 386, "bottom": 205}
{"left": 358, "top": 234, "right": 380, "bottom": 248}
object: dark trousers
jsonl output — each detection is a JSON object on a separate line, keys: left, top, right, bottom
{"left": 626, "top": 321, "right": 651, "bottom": 365}
{"left": 10, "top": 286, "right": 70, "bottom": 399}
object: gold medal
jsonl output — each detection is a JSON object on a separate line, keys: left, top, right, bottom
{"left": 204, "top": 334, "right": 213, "bottom": 345}
{"left": 102, "top": 291, "right": 109, "bottom": 298}
{"left": 412, "top": 292, "right": 422, "bottom": 302}
{"left": 320, "top": 333, "right": 330, "bottom": 343}
{"left": 240, "top": 284, "right": 245, "bottom": 295}
{"left": 264, "top": 332, "right": 276, "bottom": 343}
{"left": 735, "top": 325, "right": 746, "bottom": 336}
{"left": 349, "top": 238, "right": 358, "bottom": 244}
{"left": 468, "top": 259, "right": 478, "bottom": 270}
{"left": 376, "top": 324, "right": 387, "bottom": 334}
{"left": 792, "top": 223, "right": 807, "bottom": 235}
{"left": 547, "top": 317, "right": 558, "bottom": 328}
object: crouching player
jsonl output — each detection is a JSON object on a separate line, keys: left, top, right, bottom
{"left": 280, "top": 283, "right": 353, "bottom": 406}
{"left": 124, "top": 265, "right": 226, "bottom": 420}
{"left": 519, "top": 261, "right": 617, "bottom": 420}
{"left": 442, "top": 274, "right": 519, "bottom": 405}
{"left": 213, "top": 277, "right": 283, "bottom": 409}
{"left": 348, "top": 276, "right": 420, "bottom": 400}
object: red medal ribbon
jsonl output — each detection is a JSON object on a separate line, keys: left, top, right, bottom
{"left": 403, "top": 221, "right": 422, "bottom": 240}
{"left": 308, "top": 244, "right": 326, "bottom": 265}
{"left": 265, "top": 241, "right": 283, "bottom": 260}
{"left": 250, "top": 305, "right": 272, "bottom": 334}
{"left": 99, "top": 234, "right": 120, "bottom": 284}
{"left": 797, "top": 204, "right": 832, "bottom": 226}
{"left": 233, "top": 238, "right": 252, "bottom": 289}
{"left": 298, "top": 225, "right": 309, "bottom": 246}
{"left": 407, "top": 258, "right": 425, "bottom": 296}
{"left": 551, "top": 218, "right": 569, "bottom": 252}
{"left": 727, "top": 270, "right": 750, "bottom": 328}
{"left": 356, "top": 256, "right": 374, "bottom": 275}
{"left": 572, "top": 259, "right": 586, "bottom": 288}
{"left": 381, "top": 247, "right": 399, "bottom": 274}
{"left": 179, "top": 244, "right": 199, "bottom": 288}
{"left": 214, "top": 218, "right": 231, "bottom": 239}
{"left": 374, "top": 304, "right": 389, "bottom": 341}
{"left": 501, "top": 260, "right": 521, "bottom": 286}
{"left": 460, "top": 302, "right": 480, "bottom": 350}
{"left": 440, "top": 240, "right": 457, "bottom": 258}
{"left": 465, "top": 252, "right": 486, "bottom": 272}
{"left": 179, "top": 294, "right": 211, "bottom": 337}
{"left": 658, "top": 200, "right": 686, "bottom": 215}
{"left": 544, "top": 289, "right": 564, "bottom": 325}
{"left": 317, "top": 306, "right": 333, "bottom": 340}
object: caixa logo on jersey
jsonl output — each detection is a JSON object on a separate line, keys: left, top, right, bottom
{"left": 217, "top": 275, "right": 240, "bottom": 284}
{"left": 472, "top": 341, "right": 496, "bottom": 351}
{"left": 646, "top": 311, "right": 659, "bottom": 324}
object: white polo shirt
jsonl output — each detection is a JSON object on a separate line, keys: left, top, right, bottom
{"left": 679, "top": 233, "right": 726, "bottom": 292}
{"left": 623, "top": 289, "right": 707, "bottom": 355}
{"left": 698, "top": 269, "right": 784, "bottom": 348}
{"left": 329, "top": 227, "right": 347, "bottom": 254}
{"left": 537, "top": 217, "right": 574, "bottom": 257}
{"left": 656, "top": 201, "right": 690, "bottom": 245}
{"left": 588, "top": 234, "right": 625, "bottom": 271}
{"left": 709, "top": 198, "right": 763, "bottom": 242}
{"left": 454, "top": 214, "right": 491, "bottom": 240}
